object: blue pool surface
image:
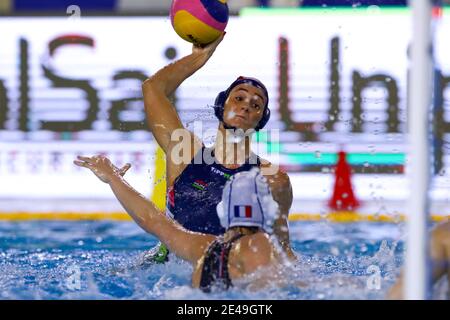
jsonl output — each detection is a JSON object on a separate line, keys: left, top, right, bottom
{"left": 0, "top": 221, "right": 447, "bottom": 299}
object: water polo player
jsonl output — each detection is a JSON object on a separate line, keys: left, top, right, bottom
{"left": 140, "top": 34, "right": 295, "bottom": 262}
{"left": 75, "top": 156, "right": 297, "bottom": 292}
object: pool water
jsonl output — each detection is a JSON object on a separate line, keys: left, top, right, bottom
{"left": 0, "top": 221, "right": 447, "bottom": 300}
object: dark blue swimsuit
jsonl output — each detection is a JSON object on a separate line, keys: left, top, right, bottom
{"left": 166, "top": 146, "right": 261, "bottom": 235}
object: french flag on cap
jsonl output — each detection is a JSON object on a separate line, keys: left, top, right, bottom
{"left": 234, "top": 205, "right": 252, "bottom": 218}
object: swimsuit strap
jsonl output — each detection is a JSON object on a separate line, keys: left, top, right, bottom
{"left": 199, "top": 233, "right": 245, "bottom": 292}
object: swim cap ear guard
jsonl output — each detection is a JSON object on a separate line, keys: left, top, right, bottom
{"left": 213, "top": 77, "right": 271, "bottom": 131}
{"left": 216, "top": 168, "right": 279, "bottom": 233}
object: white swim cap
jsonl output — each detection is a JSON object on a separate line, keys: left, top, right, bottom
{"left": 216, "top": 168, "right": 279, "bottom": 233}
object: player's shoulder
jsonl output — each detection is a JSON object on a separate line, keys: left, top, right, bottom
{"left": 239, "top": 232, "right": 273, "bottom": 260}
{"left": 240, "top": 232, "right": 271, "bottom": 253}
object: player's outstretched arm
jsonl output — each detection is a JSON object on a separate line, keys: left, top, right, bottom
{"left": 74, "top": 155, "right": 214, "bottom": 263}
{"left": 142, "top": 33, "right": 225, "bottom": 152}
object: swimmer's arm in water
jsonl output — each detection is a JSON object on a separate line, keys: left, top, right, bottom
{"left": 142, "top": 34, "right": 224, "bottom": 152}
{"left": 74, "top": 155, "right": 214, "bottom": 264}
{"left": 387, "top": 221, "right": 449, "bottom": 299}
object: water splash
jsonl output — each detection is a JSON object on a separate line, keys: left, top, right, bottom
{"left": 0, "top": 221, "right": 447, "bottom": 299}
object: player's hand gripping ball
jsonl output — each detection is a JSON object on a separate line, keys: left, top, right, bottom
{"left": 170, "top": 0, "right": 229, "bottom": 45}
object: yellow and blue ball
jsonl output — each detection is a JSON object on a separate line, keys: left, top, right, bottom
{"left": 170, "top": 0, "right": 229, "bottom": 45}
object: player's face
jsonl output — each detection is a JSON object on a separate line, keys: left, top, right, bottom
{"left": 222, "top": 84, "right": 267, "bottom": 131}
